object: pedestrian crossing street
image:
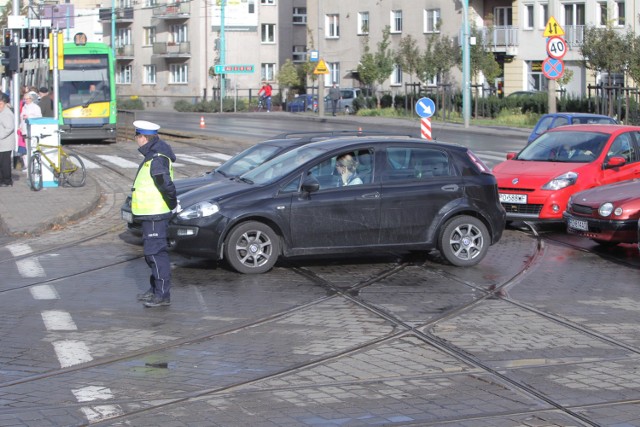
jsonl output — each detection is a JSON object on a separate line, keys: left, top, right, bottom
{"left": 80, "top": 150, "right": 509, "bottom": 171}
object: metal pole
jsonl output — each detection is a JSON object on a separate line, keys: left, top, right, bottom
{"left": 462, "top": 0, "right": 471, "bottom": 128}
{"left": 53, "top": 31, "right": 60, "bottom": 120}
{"left": 111, "top": 0, "right": 116, "bottom": 58}
{"left": 220, "top": 0, "right": 226, "bottom": 113}
{"left": 317, "top": 0, "right": 324, "bottom": 117}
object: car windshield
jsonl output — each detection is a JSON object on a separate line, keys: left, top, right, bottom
{"left": 240, "top": 146, "right": 328, "bottom": 185}
{"left": 517, "top": 131, "right": 609, "bottom": 162}
{"left": 216, "top": 144, "right": 281, "bottom": 177}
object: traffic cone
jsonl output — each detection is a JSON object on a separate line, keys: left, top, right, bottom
{"left": 200, "top": 116, "right": 205, "bottom": 128}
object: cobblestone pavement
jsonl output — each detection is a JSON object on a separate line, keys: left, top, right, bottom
{"left": 1, "top": 135, "right": 640, "bottom": 426}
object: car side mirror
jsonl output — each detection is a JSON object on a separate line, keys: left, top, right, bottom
{"left": 506, "top": 152, "right": 517, "bottom": 160}
{"left": 605, "top": 156, "right": 626, "bottom": 169}
{"left": 301, "top": 175, "right": 320, "bottom": 193}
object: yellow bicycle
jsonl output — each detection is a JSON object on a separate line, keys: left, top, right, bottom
{"left": 28, "top": 136, "right": 86, "bottom": 191}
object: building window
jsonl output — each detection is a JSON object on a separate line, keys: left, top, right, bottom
{"left": 563, "top": 3, "right": 585, "bottom": 26}
{"left": 524, "top": 4, "right": 534, "bottom": 29}
{"left": 116, "top": 28, "right": 131, "bottom": 48}
{"left": 597, "top": 2, "right": 607, "bottom": 26}
{"left": 357, "top": 12, "right": 369, "bottom": 35}
{"left": 261, "top": 63, "right": 275, "bottom": 81}
{"left": 117, "top": 0, "right": 131, "bottom": 8}
{"left": 391, "top": 65, "right": 402, "bottom": 86}
{"left": 292, "top": 45, "right": 306, "bottom": 62}
{"left": 169, "top": 64, "right": 188, "bottom": 83}
{"left": 424, "top": 9, "right": 440, "bottom": 33}
{"left": 293, "top": 7, "right": 306, "bottom": 24}
{"left": 170, "top": 24, "right": 187, "bottom": 43}
{"left": 261, "top": 24, "right": 275, "bottom": 43}
{"left": 248, "top": 0, "right": 255, "bottom": 13}
{"left": 144, "top": 0, "right": 156, "bottom": 6}
{"left": 539, "top": 3, "right": 548, "bottom": 29}
{"left": 391, "top": 10, "right": 403, "bottom": 33}
{"left": 260, "top": 0, "right": 274, "bottom": 4}
{"left": 615, "top": 0, "right": 625, "bottom": 25}
{"left": 116, "top": 64, "right": 131, "bottom": 84}
{"left": 325, "top": 14, "right": 339, "bottom": 38}
{"left": 324, "top": 62, "right": 339, "bottom": 86}
{"left": 143, "top": 27, "right": 156, "bottom": 46}
{"left": 494, "top": 6, "right": 512, "bottom": 26}
{"left": 143, "top": 65, "right": 156, "bottom": 84}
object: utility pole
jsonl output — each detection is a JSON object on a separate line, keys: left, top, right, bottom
{"left": 220, "top": 0, "right": 226, "bottom": 113}
{"left": 462, "top": 0, "right": 471, "bottom": 128}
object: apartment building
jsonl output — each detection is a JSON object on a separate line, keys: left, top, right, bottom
{"left": 99, "top": 0, "right": 306, "bottom": 109}
{"left": 306, "top": 0, "right": 638, "bottom": 98}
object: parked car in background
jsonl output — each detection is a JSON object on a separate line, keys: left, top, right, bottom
{"left": 169, "top": 136, "right": 506, "bottom": 273}
{"left": 564, "top": 179, "right": 640, "bottom": 245}
{"left": 528, "top": 113, "right": 617, "bottom": 144}
{"left": 506, "top": 90, "right": 543, "bottom": 98}
{"left": 287, "top": 94, "right": 317, "bottom": 113}
{"left": 324, "top": 88, "right": 362, "bottom": 114}
{"left": 493, "top": 124, "right": 640, "bottom": 222}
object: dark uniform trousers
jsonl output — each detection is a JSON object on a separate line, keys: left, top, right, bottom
{"left": 141, "top": 218, "right": 171, "bottom": 299}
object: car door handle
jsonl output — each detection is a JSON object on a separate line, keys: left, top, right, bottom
{"left": 442, "top": 184, "right": 459, "bottom": 191}
{"left": 361, "top": 192, "right": 380, "bottom": 199}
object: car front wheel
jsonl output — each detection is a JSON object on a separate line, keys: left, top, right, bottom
{"left": 224, "top": 221, "right": 280, "bottom": 274}
{"left": 438, "top": 215, "right": 489, "bottom": 267}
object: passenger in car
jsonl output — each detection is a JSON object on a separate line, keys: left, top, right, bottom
{"left": 336, "top": 153, "right": 363, "bottom": 186}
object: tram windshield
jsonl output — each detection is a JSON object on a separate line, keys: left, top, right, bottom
{"left": 59, "top": 54, "right": 111, "bottom": 109}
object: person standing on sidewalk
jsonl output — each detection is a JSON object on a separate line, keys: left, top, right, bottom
{"left": 131, "top": 120, "right": 178, "bottom": 308}
{"left": 328, "top": 82, "right": 341, "bottom": 116}
{"left": 0, "top": 93, "right": 15, "bottom": 187}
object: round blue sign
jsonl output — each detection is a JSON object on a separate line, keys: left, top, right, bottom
{"left": 415, "top": 97, "right": 436, "bottom": 118}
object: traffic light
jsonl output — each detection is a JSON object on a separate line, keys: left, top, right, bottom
{"left": 1, "top": 44, "right": 20, "bottom": 73}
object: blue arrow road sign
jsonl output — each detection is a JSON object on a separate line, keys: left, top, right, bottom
{"left": 415, "top": 97, "right": 436, "bottom": 118}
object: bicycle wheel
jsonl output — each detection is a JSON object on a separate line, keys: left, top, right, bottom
{"left": 29, "top": 153, "right": 43, "bottom": 191}
{"left": 61, "top": 153, "right": 86, "bottom": 187}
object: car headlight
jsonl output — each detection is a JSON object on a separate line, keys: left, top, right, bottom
{"left": 542, "top": 171, "right": 578, "bottom": 190}
{"left": 177, "top": 201, "right": 220, "bottom": 220}
{"left": 599, "top": 202, "right": 614, "bottom": 217}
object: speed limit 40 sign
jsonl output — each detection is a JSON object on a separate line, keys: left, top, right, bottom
{"left": 546, "top": 36, "right": 567, "bottom": 60}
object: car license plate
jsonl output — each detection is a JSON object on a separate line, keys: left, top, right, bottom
{"left": 121, "top": 210, "right": 133, "bottom": 223}
{"left": 499, "top": 193, "right": 527, "bottom": 204}
{"left": 568, "top": 218, "right": 588, "bottom": 231}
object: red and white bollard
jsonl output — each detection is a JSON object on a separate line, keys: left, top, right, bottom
{"left": 420, "top": 118, "right": 431, "bottom": 140}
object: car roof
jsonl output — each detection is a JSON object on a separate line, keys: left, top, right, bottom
{"left": 541, "top": 112, "right": 613, "bottom": 118}
{"left": 259, "top": 130, "right": 422, "bottom": 149}
{"left": 547, "top": 123, "right": 640, "bottom": 133}
{"left": 299, "top": 135, "right": 467, "bottom": 152}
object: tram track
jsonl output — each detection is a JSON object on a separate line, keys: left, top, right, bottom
{"left": 2, "top": 140, "right": 639, "bottom": 425}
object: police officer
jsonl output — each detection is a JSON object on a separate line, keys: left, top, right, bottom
{"left": 131, "top": 120, "right": 177, "bottom": 307}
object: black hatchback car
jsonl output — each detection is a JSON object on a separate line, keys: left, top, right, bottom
{"left": 168, "top": 136, "right": 506, "bottom": 273}
{"left": 121, "top": 130, "right": 382, "bottom": 232}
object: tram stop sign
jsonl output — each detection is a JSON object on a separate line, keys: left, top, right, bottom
{"left": 415, "top": 97, "right": 436, "bottom": 118}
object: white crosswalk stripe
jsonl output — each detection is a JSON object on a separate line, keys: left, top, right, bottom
{"left": 179, "top": 154, "right": 221, "bottom": 167}
{"left": 96, "top": 155, "right": 139, "bottom": 169}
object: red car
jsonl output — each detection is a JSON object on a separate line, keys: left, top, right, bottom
{"left": 493, "top": 124, "right": 640, "bottom": 222}
{"left": 564, "top": 179, "right": 640, "bottom": 245}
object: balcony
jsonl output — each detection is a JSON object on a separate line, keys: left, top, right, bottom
{"left": 152, "top": 2, "right": 190, "bottom": 19}
{"left": 116, "top": 44, "right": 135, "bottom": 60}
{"left": 152, "top": 41, "right": 191, "bottom": 58}
{"left": 99, "top": 7, "right": 134, "bottom": 23}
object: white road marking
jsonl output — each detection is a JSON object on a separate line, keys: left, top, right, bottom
{"left": 53, "top": 340, "right": 93, "bottom": 367}
{"left": 7, "top": 243, "right": 33, "bottom": 256}
{"left": 205, "top": 152, "right": 232, "bottom": 161}
{"left": 96, "top": 155, "right": 139, "bottom": 168}
{"left": 72, "top": 386, "right": 113, "bottom": 402}
{"left": 41, "top": 310, "right": 78, "bottom": 331}
{"left": 30, "top": 285, "right": 59, "bottom": 300}
{"left": 179, "top": 154, "right": 221, "bottom": 166}
{"left": 16, "top": 258, "right": 45, "bottom": 278}
{"left": 80, "top": 405, "right": 124, "bottom": 423}
{"left": 78, "top": 156, "right": 101, "bottom": 169}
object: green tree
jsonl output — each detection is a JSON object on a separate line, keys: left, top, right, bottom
{"left": 580, "top": 24, "right": 633, "bottom": 115}
{"left": 357, "top": 26, "right": 394, "bottom": 108}
{"left": 277, "top": 59, "right": 301, "bottom": 102}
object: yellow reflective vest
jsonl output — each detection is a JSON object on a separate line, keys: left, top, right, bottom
{"left": 131, "top": 154, "right": 174, "bottom": 216}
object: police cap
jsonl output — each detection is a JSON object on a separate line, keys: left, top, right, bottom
{"left": 133, "top": 120, "right": 161, "bottom": 135}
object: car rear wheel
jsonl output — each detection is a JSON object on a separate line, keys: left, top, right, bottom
{"left": 438, "top": 215, "right": 489, "bottom": 267}
{"left": 224, "top": 221, "right": 280, "bottom": 274}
